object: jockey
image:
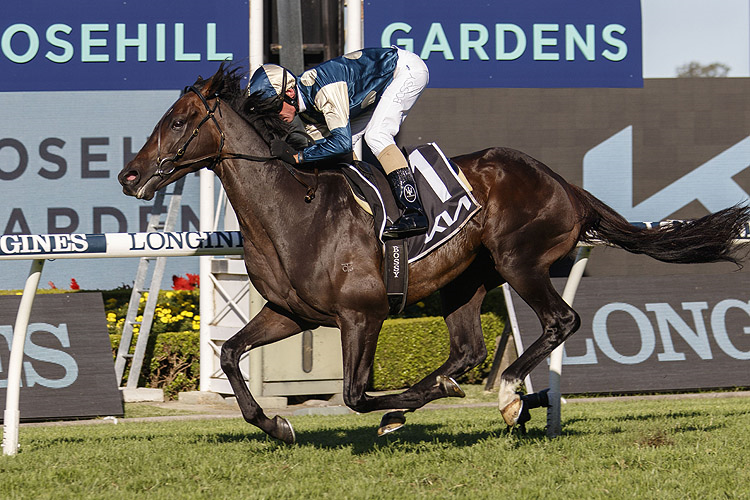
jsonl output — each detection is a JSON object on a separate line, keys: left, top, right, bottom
{"left": 247, "top": 47, "right": 430, "bottom": 239}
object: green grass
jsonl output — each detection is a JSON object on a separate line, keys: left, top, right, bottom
{"left": 2, "top": 396, "right": 749, "bottom": 499}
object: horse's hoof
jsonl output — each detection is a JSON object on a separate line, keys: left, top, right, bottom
{"left": 272, "top": 415, "right": 296, "bottom": 444}
{"left": 500, "top": 395, "right": 523, "bottom": 426}
{"left": 377, "top": 411, "right": 406, "bottom": 437}
{"left": 437, "top": 375, "right": 466, "bottom": 398}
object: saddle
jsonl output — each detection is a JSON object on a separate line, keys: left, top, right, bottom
{"left": 341, "top": 143, "right": 482, "bottom": 313}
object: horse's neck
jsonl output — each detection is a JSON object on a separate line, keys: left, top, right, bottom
{"left": 211, "top": 113, "right": 298, "bottom": 237}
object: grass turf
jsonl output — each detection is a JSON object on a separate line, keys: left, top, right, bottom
{"left": 1, "top": 395, "right": 749, "bottom": 499}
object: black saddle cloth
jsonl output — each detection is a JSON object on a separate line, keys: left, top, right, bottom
{"left": 341, "top": 143, "right": 481, "bottom": 263}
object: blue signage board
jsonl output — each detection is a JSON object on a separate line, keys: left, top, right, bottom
{"left": 364, "top": 0, "right": 643, "bottom": 88}
{"left": 0, "top": 0, "right": 249, "bottom": 91}
{"left": 1, "top": 0, "right": 249, "bottom": 289}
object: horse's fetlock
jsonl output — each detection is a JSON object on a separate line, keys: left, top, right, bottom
{"left": 343, "top": 391, "right": 369, "bottom": 412}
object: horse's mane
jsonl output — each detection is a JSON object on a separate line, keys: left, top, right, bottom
{"left": 193, "top": 62, "right": 292, "bottom": 144}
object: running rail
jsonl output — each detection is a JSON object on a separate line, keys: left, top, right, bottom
{"left": 1, "top": 231, "right": 243, "bottom": 456}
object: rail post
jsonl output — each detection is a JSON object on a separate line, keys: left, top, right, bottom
{"left": 546, "top": 245, "right": 592, "bottom": 438}
{"left": 3, "top": 259, "right": 45, "bottom": 456}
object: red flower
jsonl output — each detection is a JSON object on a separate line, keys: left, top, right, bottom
{"left": 70, "top": 278, "right": 80, "bottom": 290}
{"left": 172, "top": 273, "right": 200, "bottom": 290}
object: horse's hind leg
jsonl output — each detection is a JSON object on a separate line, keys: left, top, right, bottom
{"left": 496, "top": 270, "right": 580, "bottom": 425}
{"left": 220, "top": 303, "right": 313, "bottom": 444}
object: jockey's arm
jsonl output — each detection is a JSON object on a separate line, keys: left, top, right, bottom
{"left": 298, "top": 82, "right": 353, "bottom": 162}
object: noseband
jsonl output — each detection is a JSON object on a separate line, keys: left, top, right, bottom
{"left": 152, "top": 85, "right": 317, "bottom": 202}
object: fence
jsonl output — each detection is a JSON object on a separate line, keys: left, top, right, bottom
{"left": 1, "top": 231, "right": 243, "bottom": 456}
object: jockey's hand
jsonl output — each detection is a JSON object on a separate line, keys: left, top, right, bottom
{"left": 270, "top": 139, "right": 298, "bottom": 164}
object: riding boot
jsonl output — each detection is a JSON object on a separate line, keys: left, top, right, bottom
{"left": 383, "top": 167, "right": 428, "bottom": 239}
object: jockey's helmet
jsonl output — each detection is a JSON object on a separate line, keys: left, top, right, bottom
{"left": 247, "top": 64, "right": 298, "bottom": 112}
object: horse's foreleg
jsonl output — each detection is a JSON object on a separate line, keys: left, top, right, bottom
{"left": 337, "top": 310, "right": 383, "bottom": 413}
{"left": 370, "top": 267, "right": 493, "bottom": 414}
{"left": 219, "top": 303, "right": 312, "bottom": 444}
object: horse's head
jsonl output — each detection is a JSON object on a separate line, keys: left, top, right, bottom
{"left": 118, "top": 68, "right": 232, "bottom": 200}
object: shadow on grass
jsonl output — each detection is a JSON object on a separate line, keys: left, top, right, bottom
{"left": 201, "top": 424, "right": 507, "bottom": 454}
{"left": 28, "top": 405, "right": 742, "bottom": 453}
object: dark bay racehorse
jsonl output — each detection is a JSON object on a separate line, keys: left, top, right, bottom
{"left": 119, "top": 65, "right": 749, "bottom": 444}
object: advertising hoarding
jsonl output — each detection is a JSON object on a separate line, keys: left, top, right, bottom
{"left": 510, "top": 274, "right": 750, "bottom": 393}
{"left": 0, "top": 0, "right": 247, "bottom": 91}
{"left": 0, "top": 293, "right": 123, "bottom": 421}
{"left": 364, "top": 0, "right": 643, "bottom": 88}
{"left": 1, "top": 1, "right": 249, "bottom": 289}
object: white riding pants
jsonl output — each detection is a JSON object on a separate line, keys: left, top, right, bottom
{"left": 350, "top": 49, "right": 429, "bottom": 157}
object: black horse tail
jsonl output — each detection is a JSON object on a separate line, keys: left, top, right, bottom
{"left": 570, "top": 185, "right": 750, "bottom": 266}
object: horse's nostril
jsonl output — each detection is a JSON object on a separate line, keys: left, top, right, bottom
{"left": 120, "top": 170, "right": 139, "bottom": 184}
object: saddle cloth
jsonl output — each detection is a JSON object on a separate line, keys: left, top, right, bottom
{"left": 341, "top": 143, "right": 482, "bottom": 263}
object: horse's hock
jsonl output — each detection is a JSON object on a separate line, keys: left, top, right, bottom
{"left": 207, "top": 257, "right": 344, "bottom": 403}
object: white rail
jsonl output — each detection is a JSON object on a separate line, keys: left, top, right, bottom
{"left": 0, "top": 231, "right": 243, "bottom": 261}
{"left": 2, "top": 231, "right": 243, "bottom": 456}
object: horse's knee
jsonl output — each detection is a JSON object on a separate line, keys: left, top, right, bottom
{"left": 219, "top": 339, "right": 243, "bottom": 373}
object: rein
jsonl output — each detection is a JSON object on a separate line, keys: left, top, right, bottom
{"left": 153, "top": 85, "right": 318, "bottom": 202}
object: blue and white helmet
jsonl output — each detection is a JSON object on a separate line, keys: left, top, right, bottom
{"left": 247, "top": 64, "right": 297, "bottom": 103}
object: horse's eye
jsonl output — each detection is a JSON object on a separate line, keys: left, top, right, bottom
{"left": 172, "top": 119, "right": 185, "bottom": 130}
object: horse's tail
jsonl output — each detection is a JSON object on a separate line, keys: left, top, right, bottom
{"left": 570, "top": 185, "right": 750, "bottom": 266}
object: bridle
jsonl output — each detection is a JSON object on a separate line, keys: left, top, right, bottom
{"left": 152, "top": 85, "right": 317, "bottom": 202}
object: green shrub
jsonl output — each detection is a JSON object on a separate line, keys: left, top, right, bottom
{"left": 147, "top": 332, "right": 200, "bottom": 399}
{"left": 111, "top": 331, "right": 200, "bottom": 399}
{"left": 105, "top": 289, "right": 200, "bottom": 336}
{"left": 107, "top": 287, "right": 508, "bottom": 396}
{"left": 372, "top": 313, "right": 504, "bottom": 390}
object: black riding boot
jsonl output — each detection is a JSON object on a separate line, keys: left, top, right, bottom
{"left": 383, "top": 167, "right": 428, "bottom": 239}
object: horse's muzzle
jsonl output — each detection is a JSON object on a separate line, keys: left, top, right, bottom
{"left": 118, "top": 168, "right": 145, "bottom": 198}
